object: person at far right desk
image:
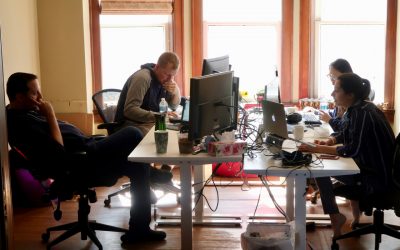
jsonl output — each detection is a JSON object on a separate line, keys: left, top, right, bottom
{"left": 319, "top": 58, "right": 353, "bottom": 132}
{"left": 299, "top": 73, "right": 395, "bottom": 238}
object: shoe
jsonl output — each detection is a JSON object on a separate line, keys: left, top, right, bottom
{"left": 121, "top": 229, "right": 166, "bottom": 243}
{"left": 160, "top": 164, "right": 172, "bottom": 171}
{"left": 150, "top": 167, "right": 173, "bottom": 184}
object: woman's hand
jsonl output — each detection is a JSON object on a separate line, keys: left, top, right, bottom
{"left": 314, "top": 137, "right": 336, "bottom": 146}
{"left": 319, "top": 110, "right": 332, "bottom": 123}
{"left": 298, "top": 143, "right": 317, "bottom": 152}
{"left": 299, "top": 138, "right": 338, "bottom": 155}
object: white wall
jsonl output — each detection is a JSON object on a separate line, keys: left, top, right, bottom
{"left": 0, "top": 0, "right": 41, "bottom": 99}
{"left": 37, "top": 0, "right": 92, "bottom": 113}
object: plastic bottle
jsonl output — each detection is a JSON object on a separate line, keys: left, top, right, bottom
{"left": 319, "top": 98, "right": 328, "bottom": 111}
{"left": 159, "top": 98, "right": 168, "bottom": 113}
{"left": 156, "top": 98, "right": 168, "bottom": 130}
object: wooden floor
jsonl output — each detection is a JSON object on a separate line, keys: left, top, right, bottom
{"left": 12, "top": 171, "right": 400, "bottom": 250}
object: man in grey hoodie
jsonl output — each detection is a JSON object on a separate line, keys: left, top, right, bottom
{"left": 115, "top": 52, "right": 181, "bottom": 135}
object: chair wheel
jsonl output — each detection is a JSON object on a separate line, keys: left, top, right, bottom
{"left": 331, "top": 241, "right": 339, "bottom": 250}
{"left": 41, "top": 232, "right": 50, "bottom": 242}
{"left": 104, "top": 198, "right": 111, "bottom": 207}
{"left": 54, "top": 210, "right": 62, "bottom": 221}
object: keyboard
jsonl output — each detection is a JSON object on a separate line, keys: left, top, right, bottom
{"left": 166, "top": 122, "right": 180, "bottom": 131}
{"left": 303, "top": 112, "right": 322, "bottom": 125}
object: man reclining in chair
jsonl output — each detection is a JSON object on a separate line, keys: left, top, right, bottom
{"left": 6, "top": 72, "right": 169, "bottom": 243}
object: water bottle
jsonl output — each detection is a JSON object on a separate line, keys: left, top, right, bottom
{"left": 159, "top": 98, "right": 168, "bottom": 113}
{"left": 156, "top": 98, "right": 168, "bottom": 130}
{"left": 320, "top": 98, "right": 328, "bottom": 111}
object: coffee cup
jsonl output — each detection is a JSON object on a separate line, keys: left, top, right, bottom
{"left": 177, "top": 133, "right": 192, "bottom": 154}
{"left": 293, "top": 125, "right": 304, "bottom": 140}
{"left": 154, "top": 130, "right": 168, "bottom": 153}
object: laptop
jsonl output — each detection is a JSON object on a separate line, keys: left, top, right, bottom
{"left": 167, "top": 99, "right": 190, "bottom": 130}
{"left": 262, "top": 100, "right": 288, "bottom": 139}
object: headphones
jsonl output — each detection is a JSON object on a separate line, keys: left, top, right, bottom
{"left": 286, "top": 112, "right": 302, "bottom": 124}
{"left": 281, "top": 150, "right": 312, "bottom": 166}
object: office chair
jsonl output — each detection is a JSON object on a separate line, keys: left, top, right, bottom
{"left": 92, "top": 89, "right": 181, "bottom": 207}
{"left": 92, "top": 88, "right": 122, "bottom": 135}
{"left": 9, "top": 146, "right": 128, "bottom": 250}
{"left": 331, "top": 134, "right": 400, "bottom": 250}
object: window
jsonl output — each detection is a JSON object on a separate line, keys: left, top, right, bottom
{"left": 202, "top": 0, "right": 282, "bottom": 99}
{"left": 100, "top": 15, "right": 171, "bottom": 90}
{"left": 89, "top": 0, "right": 184, "bottom": 94}
{"left": 314, "top": 0, "right": 387, "bottom": 103}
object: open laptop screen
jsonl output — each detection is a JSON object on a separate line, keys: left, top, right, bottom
{"left": 181, "top": 100, "right": 190, "bottom": 123}
{"left": 262, "top": 100, "right": 288, "bottom": 139}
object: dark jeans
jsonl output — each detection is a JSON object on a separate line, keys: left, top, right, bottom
{"left": 316, "top": 174, "right": 360, "bottom": 214}
{"left": 86, "top": 126, "right": 151, "bottom": 231}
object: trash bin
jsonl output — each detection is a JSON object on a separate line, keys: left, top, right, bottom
{"left": 241, "top": 222, "right": 294, "bottom": 250}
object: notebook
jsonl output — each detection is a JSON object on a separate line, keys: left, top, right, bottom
{"left": 261, "top": 100, "right": 288, "bottom": 139}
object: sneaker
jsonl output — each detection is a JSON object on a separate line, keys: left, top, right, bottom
{"left": 121, "top": 229, "right": 166, "bottom": 243}
{"left": 150, "top": 167, "right": 173, "bottom": 184}
{"left": 160, "top": 164, "right": 173, "bottom": 171}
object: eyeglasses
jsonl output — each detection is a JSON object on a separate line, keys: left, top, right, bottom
{"left": 326, "top": 73, "right": 338, "bottom": 81}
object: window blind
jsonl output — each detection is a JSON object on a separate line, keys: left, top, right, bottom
{"left": 100, "top": 0, "right": 173, "bottom": 14}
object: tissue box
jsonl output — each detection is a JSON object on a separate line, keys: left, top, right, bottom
{"left": 208, "top": 140, "right": 247, "bottom": 157}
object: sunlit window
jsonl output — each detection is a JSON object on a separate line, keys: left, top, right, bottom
{"left": 203, "top": 0, "right": 282, "bottom": 99}
{"left": 315, "top": 0, "right": 386, "bottom": 103}
{"left": 100, "top": 15, "right": 171, "bottom": 90}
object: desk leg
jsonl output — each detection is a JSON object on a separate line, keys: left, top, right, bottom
{"left": 180, "top": 163, "right": 193, "bottom": 250}
{"left": 294, "top": 175, "right": 307, "bottom": 250}
{"left": 193, "top": 164, "right": 204, "bottom": 220}
{"left": 286, "top": 177, "right": 294, "bottom": 221}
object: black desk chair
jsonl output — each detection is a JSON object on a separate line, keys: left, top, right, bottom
{"left": 9, "top": 146, "right": 128, "bottom": 250}
{"left": 331, "top": 134, "right": 400, "bottom": 250}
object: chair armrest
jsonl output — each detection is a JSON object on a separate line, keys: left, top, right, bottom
{"left": 97, "top": 122, "right": 119, "bottom": 130}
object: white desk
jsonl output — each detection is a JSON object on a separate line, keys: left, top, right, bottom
{"left": 244, "top": 137, "right": 360, "bottom": 250}
{"left": 128, "top": 128, "right": 242, "bottom": 250}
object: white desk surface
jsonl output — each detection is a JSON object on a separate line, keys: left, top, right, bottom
{"left": 128, "top": 129, "right": 242, "bottom": 165}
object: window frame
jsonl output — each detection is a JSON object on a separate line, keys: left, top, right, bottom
{"left": 191, "top": 0, "right": 294, "bottom": 102}
{"left": 89, "top": 0, "right": 185, "bottom": 95}
{"left": 299, "top": 0, "right": 397, "bottom": 122}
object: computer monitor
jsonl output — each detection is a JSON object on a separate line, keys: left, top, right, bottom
{"left": 188, "top": 71, "right": 236, "bottom": 141}
{"left": 201, "top": 55, "right": 230, "bottom": 75}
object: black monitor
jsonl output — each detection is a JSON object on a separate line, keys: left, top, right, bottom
{"left": 201, "top": 55, "right": 230, "bottom": 75}
{"left": 189, "top": 71, "right": 236, "bottom": 141}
